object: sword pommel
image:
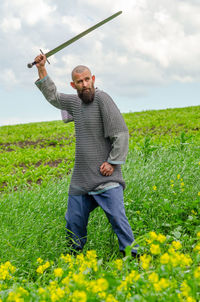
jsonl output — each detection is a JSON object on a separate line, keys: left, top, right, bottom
{"left": 27, "top": 62, "right": 36, "bottom": 68}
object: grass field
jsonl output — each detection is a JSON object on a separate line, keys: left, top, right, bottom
{"left": 0, "top": 106, "right": 200, "bottom": 301}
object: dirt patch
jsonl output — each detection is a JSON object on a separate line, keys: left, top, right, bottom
{"left": 0, "top": 136, "right": 75, "bottom": 152}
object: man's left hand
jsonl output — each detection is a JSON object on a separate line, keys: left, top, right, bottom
{"left": 100, "top": 162, "right": 115, "bottom": 176}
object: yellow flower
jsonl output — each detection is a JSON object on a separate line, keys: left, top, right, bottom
{"left": 171, "top": 184, "right": 174, "bottom": 188}
{"left": 177, "top": 174, "right": 181, "bottom": 179}
{"left": 181, "top": 182, "right": 184, "bottom": 187}
{"left": 149, "top": 231, "right": 158, "bottom": 241}
{"left": 148, "top": 272, "right": 159, "bottom": 283}
{"left": 140, "top": 254, "right": 152, "bottom": 270}
{"left": 191, "top": 210, "right": 197, "bottom": 215}
{"left": 0, "top": 262, "right": 16, "bottom": 281}
{"left": 106, "top": 294, "right": 118, "bottom": 302}
{"left": 172, "top": 241, "right": 182, "bottom": 250}
{"left": 51, "top": 288, "right": 65, "bottom": 302}
{"left": 160, "top": 253, "right": 170, "bottom": 264}
{"left": 114, "top": 259, "right": 123, "bottom": 270}
{"left": 150, "top": 244, "right": 161, "bottom": 255}
{"left": 36, "top": 261, "right": 50, "bottom": 274}
{"left": 179, "top": 254, "right": 192, "bottom": 267}
{"left": 159, "top": 278, "right": 170, "bottom": 289}
{"left": 96, "top": 278, "right": 109, "bottom": 291}
{"left": 157, "top": 234, "right": 166, "bottom": 243}
{"left": 193, "top": 243, "right": 200, "bottom": 252}
{"left": 37, "top": 257, "right": 43, "bottom": 264}
{"left": 54, "top": 268, "right": 63, "bottom": 278}
{"left": 180, "top": 280, "right": 191, "bottom": 297}
{"left": 194, "top": 267, "right": 200, "bottom": 279}
{"left": 186, "top": 297, "right": 196, "bottom": 302}
{"left": 197, "top": 232, "right": 200, "bottom": 239}
{"left": 38, "top": 288, "right": 46, "bottom": 295}
{"left": 154, "top": 278, "right": 170, "bottom": 291}
{"left": 153, "top": 185, "right": 157, "bottom": 191}
{"left": 72, "top": 290, "right": 87, "bottom": 302}
{"left": 198, "top": 192, "right": 200, "bottom": 196}
{"left": 98, "top": 292, "right": 106, "bottom": 299}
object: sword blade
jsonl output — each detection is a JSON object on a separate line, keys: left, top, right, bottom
{"left": 45, "top": 11, "right": 122, "bottom": 58}
{"left": 27, "top": 11, "right": 122, "bottom": 68}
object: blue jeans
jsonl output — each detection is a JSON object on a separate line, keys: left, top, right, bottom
{"left": 65, "top": 185, "right": 138, "bottom": 254}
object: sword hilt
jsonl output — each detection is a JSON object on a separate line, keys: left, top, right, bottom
{"left": 27, "top": 49, "right": 50, "bottom": 68}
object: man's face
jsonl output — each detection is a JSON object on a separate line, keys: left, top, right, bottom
{"left": 70, "top": 69, "right": 95, "bottom": 104}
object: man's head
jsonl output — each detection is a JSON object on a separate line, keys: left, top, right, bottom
{"left": 70, "top": 65, "right": 95, "bottom": 104}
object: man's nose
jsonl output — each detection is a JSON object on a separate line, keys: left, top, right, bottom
{"left": 83, "top": 80, "right": 88, "bottom": 87}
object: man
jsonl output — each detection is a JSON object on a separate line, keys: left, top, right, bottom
{"left": 34, "top": 54, "right": 138, "bottom": 257}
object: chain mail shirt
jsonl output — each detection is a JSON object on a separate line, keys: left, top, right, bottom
{"left": 36, "top": 75, "right": 129, "bottom": 195}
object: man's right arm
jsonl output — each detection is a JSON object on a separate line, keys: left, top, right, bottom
{"left": 34, "top": 54, "right": 76, "bottom": 116}
{"left": 35, "top": 54, "right": 47, "bottom": 80}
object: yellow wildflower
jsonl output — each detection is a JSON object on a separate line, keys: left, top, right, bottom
{"left": 197, "top": 232, "right": 200, "bottom": 239}
{"left": 150, "top": 244, "right": 161, "bottom": 255}
{"left": 198, "top": 192, "right": 200, "bottom": 196}
{"left": 154, "top": 278, "right": 170, "bottom": 291}
{"left": 179, "top": 254, "right": 192, "bottom": 267}
{"left": 186, "top": 297, "right": 196, "bottom": 302}
{"left": 54, "top": 268, "right": 63, "bottom": 278}
{"left": 160, "top": 253, "right": 170, "bottom": 264}
{"left": 7, "top": 292, "right": 22, "bottom": 302}
{"left": 181, "top": 182, "right": 184, "bottom": 187}
{"left": 98, "top": 292, "right": 106, "bottom": 299}
{"left": 193, "top": 242, "right": 200, "bottom": 253}
{"left": 194, "top": 267, "right": 200, "bottom": 279}
{"left": 148, "top": 272, "right": 159, "bottom": 283}
{"left": 37, "top": 257, "right": 43, "bottom": 264}
{"left": 180, "top": 280, "right": 191, "bottom": 297}
{"left": 140, "top": 254, "right": 152, "bottom": 270}
{"left": 191, "top": 210, "right": 197, "bottom": 215}
{"left": 0, "top": 261, "right": 16, "bottom": 281}
{"left": 106, "top": 294, "right": 118, "bottom": 302}
{"left": 38, "top": 288, "right": 46, "bottom": 295}
{"left": 177, "top": 174, "right": 181, "bottom": 179}
{"left": 114, "top": 259, "right": 123, "bottom": 270}
{"left": 149, "top": 231, "right": 158, "bottom": 241}
{"left": 51, "top": 288, "right": 65, "bottom": 302}
{"left": 72, "top": 290, "right": 87, "bottom": 302}
{"left": 153, "top": 185, "right": 157, "bottom": 191}
{"left": 36, "top": 261, "right": 50, "bottom": 274}
{"left": 157, "top": 234, "right": 166, "bottom": 243}
{"left": 172, "top": 241, "right": 182, "bottom": 250}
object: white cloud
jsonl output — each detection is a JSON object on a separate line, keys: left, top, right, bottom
{"left": 0, "top": 69, "right": 19, "bottom": 89}
{"left": 1, "top": 17, "right": 21, "bottom": 32}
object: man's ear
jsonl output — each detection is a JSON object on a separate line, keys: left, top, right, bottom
{"left": 70, "top": 82, "right": 76, "bottom": 89}
{"left": 92, "top": 75, "right": 95, "bottom": 83}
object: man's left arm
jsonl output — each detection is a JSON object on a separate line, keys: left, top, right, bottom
{"left": 100, "top": 131, "right": 129, "bottom": 176}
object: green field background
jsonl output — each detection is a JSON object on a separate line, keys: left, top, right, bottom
{"left": 0, "top": 106, "right": 199, "bottom": 301}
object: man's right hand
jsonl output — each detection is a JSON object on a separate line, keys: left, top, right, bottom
{"left": 34, "top": 54, "right": 46, "bottom": 68}
{"left": 34, "top": 54, "right": 47, "bottom": 79}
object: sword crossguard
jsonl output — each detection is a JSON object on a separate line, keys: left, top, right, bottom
{"left": 40, "top": 49, "right": 50, "bottom": 65}
{"left": 27, "top": 49, "right": 50, "bottom": 68}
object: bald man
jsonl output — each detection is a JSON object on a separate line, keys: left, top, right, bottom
{"left": 34, "top": 54, "right": 138, "bottom": 258}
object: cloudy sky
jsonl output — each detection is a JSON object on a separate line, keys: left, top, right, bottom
{"left": 0, "top": 0, "right": 199, "bottom": 126}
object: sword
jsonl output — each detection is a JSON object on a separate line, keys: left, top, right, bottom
{"left": 27, "top": 11, "right": 122, "bottom": 68}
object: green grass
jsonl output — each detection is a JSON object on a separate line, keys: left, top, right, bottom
{"left": 0, "top": 106, "right": 200, "bottom": 301}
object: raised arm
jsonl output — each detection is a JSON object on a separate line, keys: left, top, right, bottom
{"left": 35, "top": 54, "right": 47, "bottom": 80}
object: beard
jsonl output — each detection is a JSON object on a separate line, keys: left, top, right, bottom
{"left": 78, "top": 86, "right": 95, "bottom": 104}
